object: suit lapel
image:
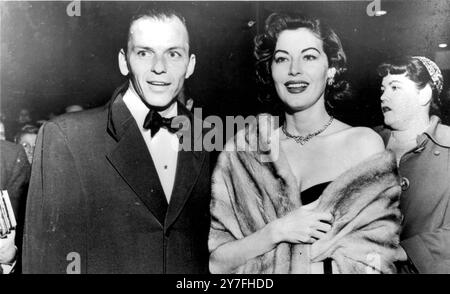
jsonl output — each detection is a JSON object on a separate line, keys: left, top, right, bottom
{"left": 105, "top": 88, "right": 168, "bottom": 226}
{"left": 165, "top": 103, "right": 206, "bottom": 230}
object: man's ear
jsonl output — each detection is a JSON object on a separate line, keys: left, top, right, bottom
{"left": 118, "top": 49, "right": 129, "bottom": 76}
{"left": 418, "top": 84, "right": 433, "bottom": 106}
{"left": 185, "top": 54, "right": 196, "bottom": 79}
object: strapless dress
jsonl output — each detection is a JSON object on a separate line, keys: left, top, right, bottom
{"left": 301, "top": 181, "right": 333, "bottom": 274}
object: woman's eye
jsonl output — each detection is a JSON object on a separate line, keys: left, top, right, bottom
{"left": 392, "top": 86, "right": 399, "bottom": 91}
{"left": 274, "top": 56, "right": 288, "bottom": 63}
{"left": 304, "top": 55, "right": 317, "bottom": 61}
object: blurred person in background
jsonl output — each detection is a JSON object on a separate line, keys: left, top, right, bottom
{"left": 17, "top": 108, "right": 32, "bottom": 125}
{"left": 14, "top": 125, "right": 39, "bottom": 164}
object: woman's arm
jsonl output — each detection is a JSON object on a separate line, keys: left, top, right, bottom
{"left": 209, "top": 208, "right": 332, "bottom": 274}
{"left": 209, "top": 220, "right": 278, "bottom": 274}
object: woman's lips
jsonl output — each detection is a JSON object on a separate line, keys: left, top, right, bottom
{"left": 284, "top": 81, "right": 309, "bottom": 94}
{"left": 382, "top": 106, "right": 392, "bottom": 113}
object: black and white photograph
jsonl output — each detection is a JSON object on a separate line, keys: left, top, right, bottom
{"left": 0, "top": 0, "right": 449, "bottom": 278}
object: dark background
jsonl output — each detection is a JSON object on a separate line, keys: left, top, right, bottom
{"left": 1, "top": 1, "right": 449, "bottom": 132}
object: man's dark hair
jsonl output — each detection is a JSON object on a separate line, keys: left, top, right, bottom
{"left": 124, "top": 7, "right": 191, "bottom": 54}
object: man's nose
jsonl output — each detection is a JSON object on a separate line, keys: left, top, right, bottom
{"left": 151, "top": 56, "right": 167, "bottom": 74}
{"left": 288, "top": 59, "right": 303, "bottom": 76}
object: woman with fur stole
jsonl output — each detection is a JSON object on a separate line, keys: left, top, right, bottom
{"left": 208, "top": 13, "right": 407, "bottom": 274}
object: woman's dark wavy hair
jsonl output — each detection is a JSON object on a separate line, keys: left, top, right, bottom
{"left": 254, "top": 12, "right": 350, "bottom": 114}
{"left": 377, "top": 56, "right": 442, "bottom": 116}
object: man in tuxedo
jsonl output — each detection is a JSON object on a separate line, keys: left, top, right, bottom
{"left": 22, "top": 8, "right": 211, "bottom": 273}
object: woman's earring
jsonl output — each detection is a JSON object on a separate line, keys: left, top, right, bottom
{"left": 327, "top": 77, "right": 334, "bottom": 86}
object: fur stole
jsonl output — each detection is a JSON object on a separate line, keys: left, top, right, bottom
{"left": 209, "top": 115, "right": 404, "bottom": 273}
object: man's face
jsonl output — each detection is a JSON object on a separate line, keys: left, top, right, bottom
{"left": 120, "top": 16, "right": 195, "bottom": 109}
{"left": 380, "top": 73, "right": 424, "bottom": 130}
{"left": 18, "top": 109, "right": 31, "bottom": 124}
{"left": 19, "top": 133, "right": 37, "bottom": 164}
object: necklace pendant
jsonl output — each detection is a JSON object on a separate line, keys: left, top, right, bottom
{"left": 295, "top": 137, "right": 306, "bottom": 145}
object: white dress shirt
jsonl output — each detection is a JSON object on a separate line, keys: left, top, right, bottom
{"left": 123, "top": 87, "right": 179, "bottom": 202}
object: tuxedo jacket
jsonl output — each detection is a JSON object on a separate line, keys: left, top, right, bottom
{"left": 22, "top": 85, "right": 211, "bottom": 273}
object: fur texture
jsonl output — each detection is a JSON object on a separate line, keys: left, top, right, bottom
{"left": 209, "top": 115, "right": 404, "bottom": 273}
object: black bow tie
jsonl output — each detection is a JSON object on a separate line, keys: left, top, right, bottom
{"left": 143, "top": 109, "right": 179, "bottom": 137}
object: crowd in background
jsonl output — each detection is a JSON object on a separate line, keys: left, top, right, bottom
{"left": 0, "top": 104, "right": 84, "bottom": 165}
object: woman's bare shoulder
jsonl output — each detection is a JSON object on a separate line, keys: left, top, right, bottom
{"left": 329, "top": 123, "right": 385, "bottom": 161}
{"left": 344, "top": 126, "right": 385, "bottom": 158}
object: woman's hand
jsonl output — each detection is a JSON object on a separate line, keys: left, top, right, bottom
{"left": 0, "top": 230, "right": 16, "bottom": 264}
{"left": 210, "top": 207, "right": 333, "bottom": 274}
{"left": 270, "top": 208, "right": 333, "bottom": 244}
{"left": 397, "top": 245, "right": 408, "bottom": 261}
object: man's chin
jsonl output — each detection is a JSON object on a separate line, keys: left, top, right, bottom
{"left": 141, "top": 95, "right": 177, "bottom": 111}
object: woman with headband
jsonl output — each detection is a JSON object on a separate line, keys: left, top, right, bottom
{"left": 376, "top": 56, "right": 450, "bottom": 273}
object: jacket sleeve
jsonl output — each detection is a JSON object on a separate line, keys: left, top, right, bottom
{"left": 6, "top": 146, "right": 30, "bottom": 219}
{"left": 401, "top": 191, "right": 450, "bottom": 273}
{"left": 22, "top": 121, "right": 87, "bottom": 274}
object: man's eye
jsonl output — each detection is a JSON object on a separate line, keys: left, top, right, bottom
{"left": 304, "top": 55, "right": 317, "bottom": 61}
{"left": 168, "top": 51, "right": 181, "bottom": 58}
{"left": 392, "top": 86, "right": 399, "bottom": 91}
{"left": 137, "top": 51, "right": 149, "bottom": 57}
{"left": 274, "top": 56, "right": 288, "bottom": 63}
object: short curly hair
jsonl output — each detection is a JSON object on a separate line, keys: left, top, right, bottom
{"left": 254, "top": 12, "right": 350, "bottom": 113}
{"left": 377, "top": 56, "right": 443, "bottom": 116}
{"left": 14, "top": 124, "right": 39, "bottom": 144}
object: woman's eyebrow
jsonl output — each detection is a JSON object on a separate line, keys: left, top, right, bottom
{"left": 301, "top": 47, "right": 320, "bottom": 54}
{"left": 274, "top": 49, "right": 289, "bottom": 55}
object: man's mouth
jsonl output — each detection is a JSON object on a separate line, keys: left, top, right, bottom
{"left": 382, "top": 106, "right": 392, "bottom": 113}
{"left": 284, "top": 80, "right": 309, "bottom": 94}
{"left": 147, "top": 81, "right": 171, "bottom": 86}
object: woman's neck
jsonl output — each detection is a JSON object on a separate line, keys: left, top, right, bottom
{"left": 284, "top": 101, "right": 331, "bottom": 136}
{"left": 391, "top": 115, "right": 430, "bottom": 143}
